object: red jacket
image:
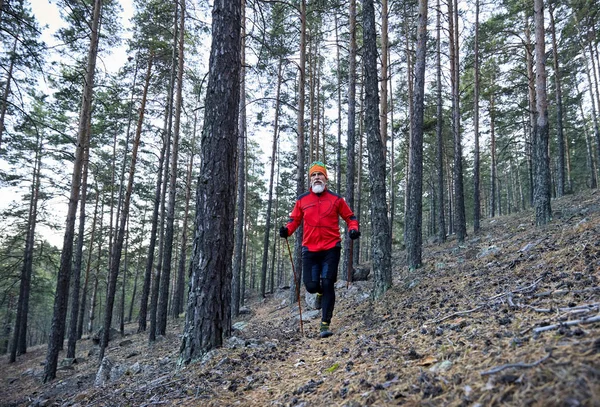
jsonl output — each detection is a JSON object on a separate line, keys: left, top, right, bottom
{"left": 285, "top": 188, "right": 359, "bottom": 252}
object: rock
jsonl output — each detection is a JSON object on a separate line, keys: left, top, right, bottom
{"left": 92, "top": 327, "right": 120, "bottom": 345}
{"left": 477, "top": 245, "right": 500, "bottom": 258}
{"left": 352, "top": 264, "right": 370, "bottom": 281}
{"left": 119, "top": 339, "right": 133, "bottom": 347}
{"left": 232, "top": 321, "right": 248, "bottom": 331}
{"left": 239, "top": 306, "right": 251, "bottom": 314}
{"left": 227, "top": 336, "right": 246, "bottom": 349}
{"left": 128, "top": 362, "right": 143, "bottom": 375}
{"left": 295, "top": 309, "right": 320, "bottom": 321}
{"left": 95, "top": 357, "right": 113, "bottom": 387}
{"left": 305, "top": 292, "right": 321, "bottom": 310}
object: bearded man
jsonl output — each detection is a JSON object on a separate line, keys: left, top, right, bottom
{"left": 280, "top": 161, "right": 360, "bottom": 338}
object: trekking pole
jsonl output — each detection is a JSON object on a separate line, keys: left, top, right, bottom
{"left": 285, "top": 237, "right": 304, "bottom": 335}
{"left": 346, "top": 239, "right": 354, "bottom": 289}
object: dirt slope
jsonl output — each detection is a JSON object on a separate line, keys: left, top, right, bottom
{"left": 2, "top": 191, "right": 599, "bottom": 406}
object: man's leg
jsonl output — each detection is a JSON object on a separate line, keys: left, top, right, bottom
{"left": 319, "top": 247, "right": 341, "bottom": 338}
{"left": 302, "top": 250, "right": 322, "bottom": 294}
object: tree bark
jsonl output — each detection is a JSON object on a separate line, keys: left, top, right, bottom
{"left": 532, "top": 0, "right": 552, "bottom": 225}
{"left": 66, "top": 143, "right": 90, "bottom": 359}
{"left": 179, "top": 0, "right": 241, "bottom": 362}
{"left": 100, "top": 54, "right": 153, "bottom": 362}
{"left": 472, "top": 0, "right": 481, "bottom": 233}
{"left": 43, "top": 0, "right": 102, "bottom": 383}
{"left": 260, "top": 59, "right": 282, "bottom": 298}
{"left": 435, "top": 0, "right": 446, "bottom": 243}
{"left": 158, "top": 0, "right": 185, "bottom": 336}
{"left": 231, "top": 0, "right": 246, "bottom": 317}
{"left": 364, "top": 0, "right": 392, "bottom": 297}
{"left": 291, "top": 0, "right": 306, "bottom": 305}
{"left": 342, "top": 0, "right": 357, "bottom": 281}
{"left": 448, "top": 0, "right": 466, "bottom": 242}
{"left": 405, "top": 0, "right": 428, "bottom": 270}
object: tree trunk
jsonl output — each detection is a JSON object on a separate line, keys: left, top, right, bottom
{"left": 231, "top": 0, "right": 246, "bottom": 318}
{"left": 490, "top": 92, "right": 497, "bottom": 217}
{"left": 99, "top": 54, "right": 153, "bottom": 362}
{"left": 291, "top": 0, "right": 306, "bottom": 305}
{"left": 260, "top": 59, "right": 282, "bottom": 298}
{"left": 524, "top": 11, "right": 536, "bottom": 206}
{"left": 179, "top": 0, "right": 241, "bottom": 362}
{"left": 342, "top": 0, "right": 357, "bottom": 281}
{"left": 43, "top": 0, "right": 102, "bottom": 383}
{"left": 9, "top": 127, "right": 42, "bottom": 362}
{"left": 435, "top": 0, "right": 446, "bottom": 243}
{"left": 549, "top": 4, "right": 565, "bottom": 197}
{"left": 78, "top": 185, "right": 100, "bottom": 338}
{"left": 472, "top": 0, "right": 481, "bottom": 233}
{"left": 380, "top": 0, "right": 389, "bottom": 157}
{"left": 364, "top": 0, "right": 392, "bottom": 297}
{"left": 448, "top": 0, "right": 466, "bottom": 242}
{"left": 66, "top": 143, "right": 90, "bottom": 359}
{"left": 405, "top": 0, "right": 428, "bottom": 270}
{"left": 532, "top": 0, "right": 552, "bottom": 225}
{"left": 158, "top": 0, "right": 185, "bottom": 336}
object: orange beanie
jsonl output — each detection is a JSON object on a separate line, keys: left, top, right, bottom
{"left": 309, "top": 161, "right": 328, "bottom": 179}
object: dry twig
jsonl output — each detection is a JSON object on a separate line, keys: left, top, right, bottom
{"left": 480, "top": 351, "right": 552, "bottom": 376}
{"left": 533, "top": 315, "right": 600, "bottom": 333}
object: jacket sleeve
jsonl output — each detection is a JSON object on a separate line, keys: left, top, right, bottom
{"left": 338, "top": 198, "right": 359, "bottom": 231}
{"left": 285, "top": 199, "right": 303, "bottom": 235}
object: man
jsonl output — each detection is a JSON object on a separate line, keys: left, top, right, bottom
{"left": 280, "top": 161, "right": 360, "bottom": 338}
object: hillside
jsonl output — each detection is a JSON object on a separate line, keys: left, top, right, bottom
{"left": 2, "top": 191, "right": 599, "bottom": 406}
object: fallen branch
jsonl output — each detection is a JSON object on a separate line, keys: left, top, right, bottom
{"left": 487, "top": 277, "right": 544, "bottom": 302}
{"left": 480, "top": 351, "right": 552, "bottom": 376}
{"left": 533, "top": 315, "right": 600, "bottom": 333}
{"left": 535, "top": 287, "right": 600, "bottom": 298}
{"left": 434, "top": 306, "right": 483, "bottom": 324}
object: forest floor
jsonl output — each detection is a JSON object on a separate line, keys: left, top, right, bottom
{"left": 1, "top": 190, "right": 600, "bottom": 407}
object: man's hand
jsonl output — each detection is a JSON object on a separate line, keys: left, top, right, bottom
{"left": 349, "top": 229, "right": 360, "bottom": 240}
{"left": 279, "top": 226, "right": 289, "bottom": 238}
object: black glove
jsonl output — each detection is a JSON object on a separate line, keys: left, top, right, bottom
{"left": 349, "top": 229, "right": 361, "bottom": 240}
{"left": 279, "top": 226, "right": 289, "bottom": 238}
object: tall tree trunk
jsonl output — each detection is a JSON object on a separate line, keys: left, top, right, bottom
{"left": 137, "top": 114, "right": 167, "bottom": 332}
{"left": 99, "top": 54, "right": 153, "bottom": 362}
{"left": 231, "top": 0, "right": 246, "bottom": 318}
{"left": 78, "top": 184, "right": 100, "bottom": 338}
{"left": 179, "top": 0, "right": 241, "bottom": 361}
{"left": 448, "top": 0, "right": 466, "bottom": 242}
{"left": 524, "top": 11, "right": 536, "bottom": 206}
{"left": 335, "top": 13, "right": 342, "bottom": 195}
{"left": 532, "top": 0, "right": 552, "bottom": 225}
{"left": 405, "top": 0, "right": 428, "bottom": 270}
{"left": 549, "top": 4, "right": 565, "bottom": 197}
{"left": 435, "top": 0, "right": 446, "bottom": 243}
{"left": 342, "top": 0, "right": 357, "bottom": 281}
{"left": 43, "top": 0, "right": 102, "bottom": 383}
{"left": 88, "top": 199, "right": 105, "bottom": 334}
{"left": 291, "top": 0, "right": 306, "bottom": 305}
{"left": 490, "top": 92, "right": 497, "bottom": 217}
{"left": 364, "top": 0, "right": 392, "bottom": 297}
{"left": 380, "top": 0, "right": 389, "bottom": 157}
{"left": 472, "top": 0, "right": 481, "bottom": 233}
{"left": 66, "top": 143, "right": 90, "bottom": 359}
{"left": 172, "top": 121, "right": 197, "bottom": 318}
{"left": 158, "top": 0, "right": 185, "bottom": 336}
{"left": 260, "top": 59, "right": 282, "bottom": 298}
{"left": 9, "top": 129, "right": 42, "bottom": 362}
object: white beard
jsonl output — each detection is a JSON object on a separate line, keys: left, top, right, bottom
{"left": 312, "top": 183, "right": 325, "bottom": 194}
